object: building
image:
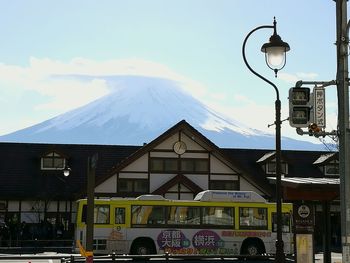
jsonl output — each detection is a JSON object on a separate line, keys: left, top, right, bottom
{"left": 0, "top": 120, "right": 340, "bottom": 252}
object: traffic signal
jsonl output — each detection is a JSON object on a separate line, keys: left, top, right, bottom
{"left": 308, "top": 123, "right": 321, "bottom": 135}
{"left": 288, "top": 87, "right": 312, "bottom": 127}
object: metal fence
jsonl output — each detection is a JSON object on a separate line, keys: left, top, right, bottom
{"left": 0, "top": 253, "right": 296, "bottom": 263}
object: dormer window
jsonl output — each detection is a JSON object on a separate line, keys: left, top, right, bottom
{"left": 256, "top": 152, "right": 288, "bottom": 176}
{"left": 265, "top": 161, "right": 288, "bottom": 175}
{"left": 41, "top": 151, "right": 66, "bottom": 170}
{"left": 313, "top": 152, "right": 339, "bottom": 177}
{"left": 324, "top": 161, "right": 339, "bottom": 176}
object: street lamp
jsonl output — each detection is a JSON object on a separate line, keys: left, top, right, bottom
{"left": 242, "top": 17, "right": 290, "bottom": 263}
{"left": 63, "top": 165, "right": 71, "bottom": 177}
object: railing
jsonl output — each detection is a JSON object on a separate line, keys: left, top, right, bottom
{"left": 0, "top": 252, "right": 296, "bottom": 262}
{"left": 59, "top": 253, "right": 296, "bottom": 263}
{"left": 0, "top": 239, "right": 74, "bottom": 254}
{"left": 0, "top": 238, "right": 74, "bottom": 246}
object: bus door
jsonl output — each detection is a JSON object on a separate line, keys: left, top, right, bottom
{"left": 107, "top": 206, "right": 128, "bottom": 254}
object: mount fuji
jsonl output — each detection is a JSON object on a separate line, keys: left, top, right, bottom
{"left": 0, "top": 75, "right": 323, "bottom": 150}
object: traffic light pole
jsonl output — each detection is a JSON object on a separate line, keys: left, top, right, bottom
{"left": 335, "top": 1, "right": 350, "bottom": 262}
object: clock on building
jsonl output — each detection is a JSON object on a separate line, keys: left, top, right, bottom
{"left": 173, "top": 141, "right": 187, "bottom": 155}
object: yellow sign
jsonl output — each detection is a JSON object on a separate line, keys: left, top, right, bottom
{"left": 296, "top": 234, "right": 313, "bottom": 263}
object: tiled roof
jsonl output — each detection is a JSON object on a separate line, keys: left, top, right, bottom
{"left": 0, "top": 142, "right": 140, "bottom": 200}
{"left": 223, "top": 148, "right": 337, "bottom": 179}
{"left": 0, "top": 139, "right": 338, "bottom": 200}
{"left": 268, "top": 176, "right": 339, "bottom": 186}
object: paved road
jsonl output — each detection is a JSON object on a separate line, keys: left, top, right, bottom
{"left": 0, "top": 252, "right": 75, "bottom": 263}
{"left": 315, "top": 253, "right": 342, "bottom": 263}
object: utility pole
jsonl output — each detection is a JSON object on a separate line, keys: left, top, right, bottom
{"left": 336, "top": 1, "right": 350, "bottom": 262}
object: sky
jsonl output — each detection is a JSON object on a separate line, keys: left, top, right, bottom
{"left": 0, "top": 0, "right": 344, "bottom": 145}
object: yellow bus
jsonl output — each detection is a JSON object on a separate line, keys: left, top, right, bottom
{"left": 75, "top": 190, "right": 293, "bottom": 256}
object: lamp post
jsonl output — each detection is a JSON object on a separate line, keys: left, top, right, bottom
{"left": 242, "top": 17, "right": 290, "bottom": 263}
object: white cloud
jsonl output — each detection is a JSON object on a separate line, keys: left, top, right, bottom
{"left": 278, "top": 72, "right": 319, "bottom": 84}
{"left": 203, "top": 97, "right": 275, "bottom": 134}
{"left": 296, "top": 72, "right": 319, "bottom": 79}
{"left": 0, "top": 57, "right": 209, "bottom": 113}
{"left": 34, "top": 78, "right": 109, "bottom": 111}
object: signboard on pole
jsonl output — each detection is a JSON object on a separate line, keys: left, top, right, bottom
{"left": 313, "top": 87, "right": 326, "bottom": 128}
{"left": 294, "top": 203, "right": 315, "bottom": 263}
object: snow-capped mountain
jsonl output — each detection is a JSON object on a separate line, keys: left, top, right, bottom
{"left": 0, "top": 75, "right": 323, "bottom": 150}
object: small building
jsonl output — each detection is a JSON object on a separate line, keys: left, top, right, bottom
{"left": 0, "top": 120, "right": 340, "bottom": 252}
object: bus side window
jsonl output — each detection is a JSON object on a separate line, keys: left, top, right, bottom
{"left": 148, "top": 206, "right": 165, "bottom": 225}
{"left": 131, "top": 205, "right": 165, "bottom": 225}
{"left": 95, "top": 205, "right": 110, "bottom": 224}
{"left": 115, "top": 208, "right": 125, "bottom": 224}
{"left": 81, "top": 204, "right": 110, "bottom": 224}
{"left": 202, "top": 207, "right": 234, "bottom": 226}
{"left": 272, "top": 212, "right": 291, "bottom": 233}
{"left": 239, "top": 207, "right": 267, "bottom": 229}
{"left": 167, "top": 206, "right": 200, "bottom": 225}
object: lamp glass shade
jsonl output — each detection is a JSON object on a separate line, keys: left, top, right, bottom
{"left": 265, "top": 46, "right": 286, "bottom": 69}
{"left": 63, "top": 167, "right": 71, "bottom": 177}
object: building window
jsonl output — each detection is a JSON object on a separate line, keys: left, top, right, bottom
{"left": 210, "top": 180, "right": 239, "bottom": 190}
{"left": 118, "top": 179, "right": 148, "bottom": 194}
{"left": 150, "top": 158, "right": 209, "bottom": 173}
{"left": 181, "top": 159, "right": 209, "bottom": 173}
{"left": 150, "top": 158, "right": 178, "bottom": 173}
{"left": 265, "top": 162, "right": 288, "bottom": 175}
{"left": 41, "top": 152, "right": 65, "bottom": 170}
{"left": 324, "top": 161, "right": 339, "bottom": 176}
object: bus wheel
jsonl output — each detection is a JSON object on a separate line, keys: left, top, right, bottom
{"left": 131, "top": 238, "right": 156, "bottom": 255}
{"left": 241, "top": 238, "right": 265, "bottom": 255}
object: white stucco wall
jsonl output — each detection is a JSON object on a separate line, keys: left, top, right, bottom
{"left": 185, "top": 174, "right": 208, "bottom": 190}
{"left": 210, "top": 156, "right": 237, "bottom": 174}
{"left": 95, "top": 175, "right": 117, "bottom": 193}
{"left": 150, "top": 174, "right": 176, "bottom": 192}
{"left": 240, "top": 177, "right": 264, "bottom": 195}
{"left": 121, "top": 154, "right": 148, "bottom": 172}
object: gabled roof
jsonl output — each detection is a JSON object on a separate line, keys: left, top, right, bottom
{"left": 223, "top": 148, "right": 337, "bottom": 180}
{"left": 313, "top": 152, "right": 338, "bottom": 165}
{"left": 97, "top": 120, "right": 241, "bottom": 185}
{"left": 96, "top": 120, "right": 276, "bottom": 196}
{"left": 256, "top": 151, "right": 276, "bottom": 163}
{"left": 256, "top": 151, "right": 289, "bottom": 164}
{"left": 152, "top": 174, "right": 203, "bottom": 195}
